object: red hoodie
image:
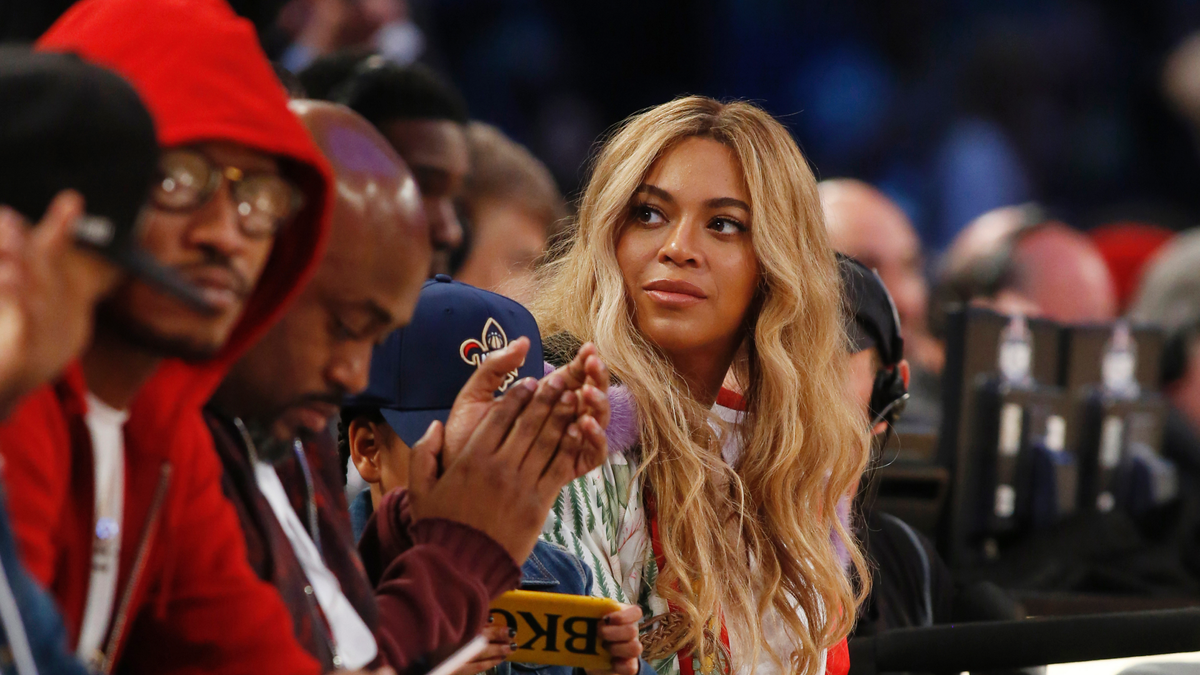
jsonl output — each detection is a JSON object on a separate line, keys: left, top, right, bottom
{"left": 0, "top": 0, "right": 332, "bottom": 672}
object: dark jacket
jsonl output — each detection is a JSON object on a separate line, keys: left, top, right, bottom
{"left": 0, "top": 481, "right": 88, "bottom": 675}
{"left": 213, "top": 418, "right": 522, "bottom": 672}
{"left": 206, "top": 411, "right": 382, "bottom": 671}
{"left": 359, "top": 490, "right": 522, "bottom": 671}
{"left": 0, "top": 0, "right": 334, "bottom": 671}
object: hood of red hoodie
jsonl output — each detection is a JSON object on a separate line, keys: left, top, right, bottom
{"left": 37, "top": 0, "right": 333, "bottom": 423}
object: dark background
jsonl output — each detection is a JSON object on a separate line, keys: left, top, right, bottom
{"left": 7, "top": 0, "right": 1200, "bottom": 253}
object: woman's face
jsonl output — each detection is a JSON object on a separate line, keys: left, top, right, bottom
{"left": 616, "top": 136, "right": 760, "bottom": 368}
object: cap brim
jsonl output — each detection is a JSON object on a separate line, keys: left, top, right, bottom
{"left": 103, "top": 247, "right": 218, "bottom": 315}
{"left": 380, "top": 407, "right": 453, "bottom": 447}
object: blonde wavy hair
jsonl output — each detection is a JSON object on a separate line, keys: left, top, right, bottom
{"left": 531, "top": 96, "right": 870, "bottom": 674}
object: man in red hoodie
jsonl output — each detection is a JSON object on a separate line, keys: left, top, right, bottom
{"left": 0, "top": 0, "right": 343, "bottom": 673}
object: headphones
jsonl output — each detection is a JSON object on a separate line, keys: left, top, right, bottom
{"left": 865, "top": 263, "right": 910, "bottom": 429}
{"left": 869, "top": 366, "right": 909, "bottom": 429}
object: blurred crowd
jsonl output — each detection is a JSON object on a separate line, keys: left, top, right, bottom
{"left": 3, "top": 1, "right": 1200, "bottom": 675}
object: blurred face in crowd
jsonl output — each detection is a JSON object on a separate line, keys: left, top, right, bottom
{"left": 381, "top": 118, "right": 469, "bottom": 276}
{"left": 216, "top": 104, "right": 431, "bottom": 442}
{"left": 97, "top": 142, "right": 282, "bottom": 360}
{"left": 348, "top": 416, "right": 411, "bottom": 507}
{"left": 821, "top": 180, "right": 929, "bottom": 344}
{"left": 1012, "top": 226, "right": 1118, "bottom": 324}
{"left": 455, "top": 201, "right": 546, "bottom": 304}
{"left": 616, "top": 136, "right": 759, "bottom": 385}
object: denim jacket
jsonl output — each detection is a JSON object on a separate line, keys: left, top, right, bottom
{"left": 0, "top": 486, "right": 88, "bottom": 675}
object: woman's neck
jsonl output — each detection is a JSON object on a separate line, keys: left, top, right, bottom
{"left": 669, "top": 340, "right": 742, "bottom": 408}
{"left": 82, "top": 324, "right": 163, "bottom": 410}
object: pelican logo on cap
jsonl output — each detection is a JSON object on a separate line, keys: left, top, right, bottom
{"left": 460, "top": 317, "right": 520, "bottom": 391}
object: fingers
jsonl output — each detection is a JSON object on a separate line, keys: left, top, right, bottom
{"left": 553, "top": 342, "right": 597, "bottom": 392}
{"left": 536, "top": 413, "right": 607, "bottom": 497}
{"left": 30, "top": 190, "right": 83, "bottom": 257}
{"left": 408, "top": 420, "right": 444, "bottom": 498}
{"left": 454, "top": 337, "right": 531, "bottom": 404}
{"left": 456, "top": 377, "right": 537, "bottom": 463}
{"left": 580, "top": 382, "right": 610, "bottom": 430}
{"left": 609, "top": 657, "right": 641, "bottom": 675}
{"left": 574, "top": 415, "right": 608, "bottom": 478}
{"left": 516, "top": 387, "right": 577, "bottom": 476}
{"left": 584, "top": 353, "right": 610, "bottom": 393}
{"left": 491, "top": 372, "right": 566, "bottom": 461}
{"left": 480, "top": 624, "right": 511, "bottom": 644}
{"left": 603, "top": 604, "right": 643, "bottom": 627}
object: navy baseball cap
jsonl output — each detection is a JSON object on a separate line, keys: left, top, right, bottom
{"left": 345, "top": 275, "right": 545, "bottom": 446}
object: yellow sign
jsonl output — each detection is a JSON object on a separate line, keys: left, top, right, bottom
{"left": 489, "top": 590, "right": 622, "bottom": 669}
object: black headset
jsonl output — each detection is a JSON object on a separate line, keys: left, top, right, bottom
{"left": 864, "top": 263, "right": 910, "bottom": 429}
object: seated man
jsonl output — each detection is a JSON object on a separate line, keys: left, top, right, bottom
{"left": 342, "top": 277, "right": 645, "bottom": 675}
{"left": 1, "top": 1, "right": 349, "bottom": 672}
{"left": 207, "top": 102, "right": 628, "bottom": 672}
{"left": 0, "top": 47, "right": 192, "bottom": 675}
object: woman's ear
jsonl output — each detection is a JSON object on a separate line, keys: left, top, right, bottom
{"left": 348, "top": 418, "right": 382, "bottom": 484}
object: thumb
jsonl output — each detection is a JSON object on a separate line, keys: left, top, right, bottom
{"left": 409, "top": 420, "right": 444, "bottom": 498}
{"left": 455, "top": 336, "right": 531, "bottom": 403}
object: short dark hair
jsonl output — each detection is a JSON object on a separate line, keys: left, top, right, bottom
{"left": 337, "top": 406, "right": 385, "bottom": 482}
{"left": 301, "top": 53, "right": 469, "bottom": 127}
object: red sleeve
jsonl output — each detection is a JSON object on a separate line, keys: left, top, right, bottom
{"left": 0, "top": 384, "right": 72, "bottom": 586}
{"left": 825, "top": 637, "right": 850, "bottom": 675}
{"left": 363, "top": 490, "right": 522, "bottom": 671}
{"left": 115, "top": 414, "right": 321, "bottom": 675}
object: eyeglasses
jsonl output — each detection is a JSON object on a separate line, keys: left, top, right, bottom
{"left": 151, "top": 149, "right": 303, "bottom": 238}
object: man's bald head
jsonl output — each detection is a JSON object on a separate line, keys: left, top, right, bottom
{"left": 294, "top": 99, "right": 431, "bottom": 282}
{"left": 939, "top": 205, "right": 1117, "bottom": 325}
{"left": 213, "top": 101, "right": 431, "bottom": 444}
{"left": 820, "top": 179, "right": 933, "bottom": 366}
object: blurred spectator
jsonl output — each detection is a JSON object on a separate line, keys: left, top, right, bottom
{"left": 936, "top": 204, "right": 1118, "bottom": 328}
{"left": 1130, "top": 230, "right": 1200, "bottom": 463}
{"left": 275, "top": 0, "right": 422, "bottom": 73}
{"left": 820, "top": 178, "right": 943, "bottom": 429}
{"left": 302, "top": 56, "right": 469, "bottom": 276}
{"left": 0, "top": 0, "right": 341, "bottom": 672}
{"left": 455, "top": 122, "right": 567, "bottom": 304}
{"left": 207, "top": 102, "right": 429, "bottom": 671}
{"left": 0, "top": 47, "right": 165, "bottom": 675}
{"left": 1090, "top": 222, "right": 1176, "bottom": 314}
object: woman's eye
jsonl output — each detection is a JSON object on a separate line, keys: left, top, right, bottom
{"left": 632, "top": 204, "right": 665, "bottom": 225}
{"left": 709, "top": 217, "right": 746, "bottom": 235}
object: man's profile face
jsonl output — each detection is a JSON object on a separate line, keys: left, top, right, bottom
{"left": 381, "top": 118, "right": 469, "bottom": 276}
{"left": 848, "top": 348, "right": 880, "bottom": 424}
{"left": 99, "top": 142, "right": 281, "bottom": 360}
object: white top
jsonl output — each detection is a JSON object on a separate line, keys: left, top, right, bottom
{"left": 253, "top": 460, "right": 378, "bottom": 670}
{"left": 77, "top": 393, "right": 129, "bottom": 664}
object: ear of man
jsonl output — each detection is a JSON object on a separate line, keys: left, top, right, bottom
{"left": 349, "top": 417, "right": 383, "bottom": 483}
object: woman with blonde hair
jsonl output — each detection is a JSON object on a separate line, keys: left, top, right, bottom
{"left": 533, "top": 95, "right": 870, "bottom": 675}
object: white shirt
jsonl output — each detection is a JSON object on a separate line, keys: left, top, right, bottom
{"left": 77, "top": 393, "right": 128, "bottom": 665}
{"left": 254, "top": 460, "right": 378, "bottom": 670}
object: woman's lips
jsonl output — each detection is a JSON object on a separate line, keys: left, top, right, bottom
{"left": 643, "top": 279, "right": 706, "bottom": 307}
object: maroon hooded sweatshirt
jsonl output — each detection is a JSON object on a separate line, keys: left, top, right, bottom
{"left": 0, "top": 0, "right": 333, "bottom": 672}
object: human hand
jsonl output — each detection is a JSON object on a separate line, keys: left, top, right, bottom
{"left": 409, "top": 358, "right": 608, "bottom": 563}
{"left": 585, "top": 604, "right": 643, "bottom": 675}
{"left": 451, "top": 624, "right": 515, "bottom": 675}
{"left": 0, "top": 192, "right": 115, "bottom": 414}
